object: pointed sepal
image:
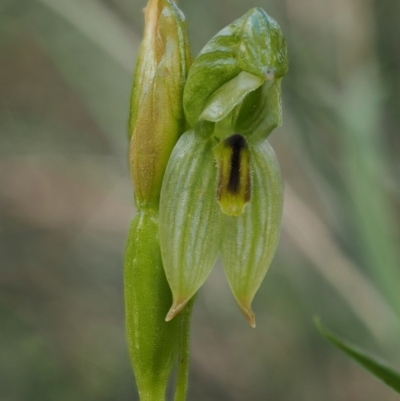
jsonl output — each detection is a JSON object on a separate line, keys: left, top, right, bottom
{"left": 159, "top": 130, "right": 221, "bottom": 320}
{"left": 220, "top": 140, "right": 283, "bottom": 326}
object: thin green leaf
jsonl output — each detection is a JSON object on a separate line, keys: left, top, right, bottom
{"left": 315, "top": 318, "right": 400, "bottom": 394}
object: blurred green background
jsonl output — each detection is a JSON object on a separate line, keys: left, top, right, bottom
{"left": 1, "top": 0, "right": 400, "bottom": 400}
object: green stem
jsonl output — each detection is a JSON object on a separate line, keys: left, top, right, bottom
{"left": 174, "top": 299, "right": 194, "bottom": 401}
{"left": 138, "top": 388, "right": 165, "bottom": 401}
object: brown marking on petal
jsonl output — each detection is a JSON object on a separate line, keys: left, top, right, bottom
{"left": 225, "top": 134, "right": 247, "bottom": 194}
{"left": 215, "top": 133, "right": 251, "bottom": 216}
{"left": 245, "top": 165, "right": 251, "bottom": 203}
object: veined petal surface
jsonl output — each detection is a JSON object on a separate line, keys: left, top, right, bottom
{"left": 159, "top": 130, "right": 220, "bottom": 320}
{"left": 235, "top": 79, "right": 283, "bottom": 143}
{"left": 220, "top": 140, "right": 283, "bottom": 326}
{"left": 199, "top": 72, "right": 264, "bottom": 123}
{"left": 129, "top": 0, "right": 191, "bottom": 208}
{"left": 183, "top": 8, "right": 288, "bottom": 128}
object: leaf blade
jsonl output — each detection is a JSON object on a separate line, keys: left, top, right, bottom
{"left": 315, "top": 319, "right": 400, "bottom": 394}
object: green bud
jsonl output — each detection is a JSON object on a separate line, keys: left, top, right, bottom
{"left": 125, "top": 212, "right": 183, "bottom": 401}
{"left": 129, "top": 0, "right": 191, "bottom": 208}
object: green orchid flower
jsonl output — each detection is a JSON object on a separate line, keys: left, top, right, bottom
{"left": 159, "top": 8, "right": 288, "bottom": 327}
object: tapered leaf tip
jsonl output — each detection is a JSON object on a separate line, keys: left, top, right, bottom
{"left": 238, "top": 302, "right": 256, "bottom": 328}
{"left": 165, "top": 299, "right": 190, "bottom": 322}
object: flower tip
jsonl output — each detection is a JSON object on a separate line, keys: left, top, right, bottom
{"left": 165, "top": 299, "right": 189, "bottom": 322}
{"left": 265, "top": 70, "right": 275, "bottom": 81}
{"left": 238, "top": 302, "right": 256, "bottom": 328}
{"left": 219, "top": 201, "right": 247, "bottom": 217}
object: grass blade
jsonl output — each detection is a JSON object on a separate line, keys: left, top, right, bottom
{"left": 315, "top": 318, "right": 400, "bottom": 394}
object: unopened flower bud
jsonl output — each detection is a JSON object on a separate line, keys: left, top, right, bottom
{"left": 129, "top": 0, "right": 191, "bottom": 208}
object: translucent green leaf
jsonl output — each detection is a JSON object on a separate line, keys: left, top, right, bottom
{"left": 316, "top": 319, "right": 400, "bottom": 394}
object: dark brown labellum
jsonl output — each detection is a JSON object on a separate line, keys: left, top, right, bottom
{"left": 214, "top": 133, "right": 251, "bottom": 216}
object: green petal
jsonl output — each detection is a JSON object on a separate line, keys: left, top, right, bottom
{"left": 183, "top": 8, "right": 288, "bottom": 128}
{"left": 220, "top": 141, "right": 283, "bottom": 327}
{"left": 159, "top": 130, "right": 220, "bottom": 320}
{"left": 184, "top": 52, "right": 240, "bottom": 128}
{"left": 199, "top": 71, "right": 264, "bottom": 123}
{"left": 236, "top": 8, "right": 288, "bottom": 80}
{"left": 234, "top": 79, "right": 283, "bottom": 143}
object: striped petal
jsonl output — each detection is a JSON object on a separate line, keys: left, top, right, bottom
{"left": 159, "top": 130, "right": 220, "bottom": 320}
{"left": 220, "top": 140, "right": 283, "bottom": 327}
{"left": 214, "top": 134, "right": 251, "bottom": 216}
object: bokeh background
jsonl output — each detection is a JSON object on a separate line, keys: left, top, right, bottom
{"left": 1, "top": 0, "right": 400, "bottom": 400}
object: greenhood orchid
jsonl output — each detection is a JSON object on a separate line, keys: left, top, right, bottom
{"left": 159, "top": 8, "right": 288, "bottom": 327}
